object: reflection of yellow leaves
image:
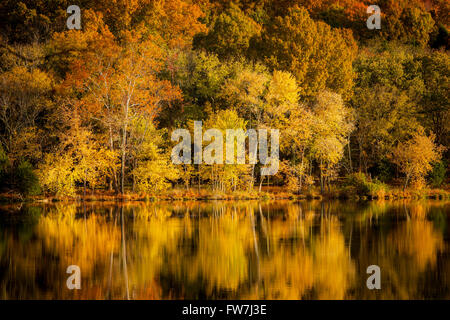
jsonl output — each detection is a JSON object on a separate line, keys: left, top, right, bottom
{"left": 409, "top": 204, "right": 426, "bottom": 218}
{"left": 3, "top": 200, "right": 447, "bottom": 299}
{"left": 388, "top": 219, "right": 444, "bottom": 271}
{"left": 130, "top": 212, "right": 187, "bottom": 286}
{"left": 256, "top": 245, "right": 314, "bottom": 299}
{"left": 313, "top": 219, "right": 355, "bottom": 299}
{"left": 37, "top": 207, "right": 120, "bottom": 275}
{"left": 188, "top": 213, "right": 253, "bottom": 293}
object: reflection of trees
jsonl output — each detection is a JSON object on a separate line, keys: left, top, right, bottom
{"left": 0, "top": 200, "right": 448, "bottom": 299}
{"left": 379, "top": 218, "right": 444, "bottom": 299}
{"left": 388, "top": 219, "right": 444, "bottom": 271}
{"left": 0, "top": 204, "right": 122, "bottom": 299}
{"left": 243, "top": 203, "right": 355, "bottom": 300}
{"left": 126, "top": 205, "right": 189, "bottom": 299}
{"left": 312, "top": 218, "right": 355, "bottom": 299}
{"left": 185, "top": 210, "right": 253, "bottom": 295}
{"left": 353, "top": 202, "right": 445, "bottom": 300}
{"left": 37, "top": 204, "right": 119, "bottom": 276}
{"left": 244, "top": 212, "right": 315, "bottom": 299}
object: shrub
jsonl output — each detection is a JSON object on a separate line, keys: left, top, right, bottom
{"left": 344, "top": 172, "right": 370, "bottom": 195}
{"left": 375, "top": 158, "right": 396, "bottom": 183}
{"left": 0, "top": 146, "right": 8, "bottom": 189}
{"left": 367, "top": 178, "right": 388, "bottom": 199}
{"left": 15, "top": 161, "right": 41, "bottom": 196}
{"left": 0, "top": 148, "right": 41, "bottom": 196}
{"left": 38, "top": 154, "right": 76, "bottom": 196}
{"left": 344, "top": 172, "right": 388, "bottom": 198}
{"left": 428, "top": 160, "right": 447, "bottom": 187}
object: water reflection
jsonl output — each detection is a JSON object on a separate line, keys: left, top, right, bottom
{"left": 0, "top": 200, "right": 449, "bottom": 299}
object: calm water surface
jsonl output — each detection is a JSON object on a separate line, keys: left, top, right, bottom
{"left": 1, "top": 200, "right": 449, "bottom": 299}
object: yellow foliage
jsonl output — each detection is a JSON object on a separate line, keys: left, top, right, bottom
{"left": 392, "top": 128, "right": 443, "bottom": 189}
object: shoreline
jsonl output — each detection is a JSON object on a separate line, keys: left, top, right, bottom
{"left": 1, "top": 187, "right": 449, "bottom": 204}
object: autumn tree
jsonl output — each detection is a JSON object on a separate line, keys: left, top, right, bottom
{"left": 391, "top": 128, "right": 443, "bottom": 189}
{"left": 262, "top": 0, "right": 440, "bottom": 45}
{"left": 274, "top": 106, "right": 315, "bottom": 193}
{"left": 219, "top": 62, "right": 270, "bottom": 188}
{"left": 145, "top": 0, "right": 207, "bottom": 50}
{"left": 310, "top": 91, "right": 354, "bottom": 193}
{"left": 194, "top": 2, "right": 261, "bottom": 59}
{"left": 58, "top": 10, "right": 181, "bottom": 194}
{"left": 39, "top": 107, "right": 115, "bottom": 196}
{"left": 201, "top": 109, "right": 252, "bottom": 192}
{"left": 159, "top": 50, "right": 230, "bottom": 127}
{"left": 0, "top": 0, "right": 448, "bottom": 197}
{"left": 351, "top": 42, "right": 425, "bottom": 177}
{"left": 264, "top": 70, "right": 314, "bottom": 193}
{"left": 381, "top": 0, "right": 436, "bottom": 47}
{"left": 418, "top": 50, "right": 450, "bottom": 148}
{"left": 114, "top": 33, "right": 180, "bottom": 193}
{"left": 255, "top": 5, "right": 357, "bottom": 100}
{"left": 129, "top": 117, "right": 178, "bottom": 193}
{"left": 0, "top": 65, "right": 52, "bottom": 167}
{"left": 0, "top": 0, "right": 72, "bottom": 43}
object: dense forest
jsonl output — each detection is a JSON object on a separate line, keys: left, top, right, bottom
{"left": 0, "top": 0, "right": 448, "bottom": 199}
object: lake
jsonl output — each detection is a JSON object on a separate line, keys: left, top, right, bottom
{"left": 0, "top": 200, "right": 449, "bottom": 299}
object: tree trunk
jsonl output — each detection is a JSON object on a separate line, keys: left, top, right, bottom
{"left": 121, "top": 118, "right": 128, "bottom": 194}
{"left": 198, "top": 166, "right": 201, "bottom": 192}
{"left": 348, "top": 134, "right": 353, "bottom": 173}
{"left": 358, "top": 138, "right": 363, "bottom": 173}
{"left": 83, "top": 174, "right": 87, "bottom": 199}
{"left": 109, "top": 125, "right": 119, "bottom": 194}
{"left": 249, "top": 141, "right": 258, "bottom": 191}
{"left": 132, "top": 159, "right": 136, "bottom": 192}
{"left": 404, "top": 173, "right": 410, "bottom": 190}
{"left": 298, "top": 156, "right": 304, "bottom": 194}
{"left": 121, "top": 140, "right": 126, "bottom": 194}
{"left": 320, "top": 159, "right": 324, "bottom": 194}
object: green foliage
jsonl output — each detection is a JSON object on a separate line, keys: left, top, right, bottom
{"left": 173, "top": 51, "right": 230, "bottom": 109}
{"left": 0, "top": 146, "right": 9, "bottom": 190}
{"left": 374, "top": 158, "right": 396, "bottom": 183}
{"left": 352, "top": 42, "right": 426, "bottom": 171}
{"left": 194, "top": 2, "right": 261, "bottom": 59}
{"left": 419, "top": 50, "right": 450, "bottom": 147}
{"left": 428, "top": 161, "right": 447, "bottom": 187}
{"left": 343, "top": 172, "right": 389, "bottom": 198}
{"left": 0, "top": 146, "right": 7, "bottom": 176}
{"left": 0, "top": 146, "right": 40, "bottom": 196}
{"left": 15, "top": 161, "right": 41, "bottom": 196}
{"left": 383, "top": 5, "right": 435, "bottom": 47}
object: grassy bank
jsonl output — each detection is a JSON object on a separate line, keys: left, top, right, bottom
{"left": 0, "top": 186, "right": 449, "bottom": 204}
